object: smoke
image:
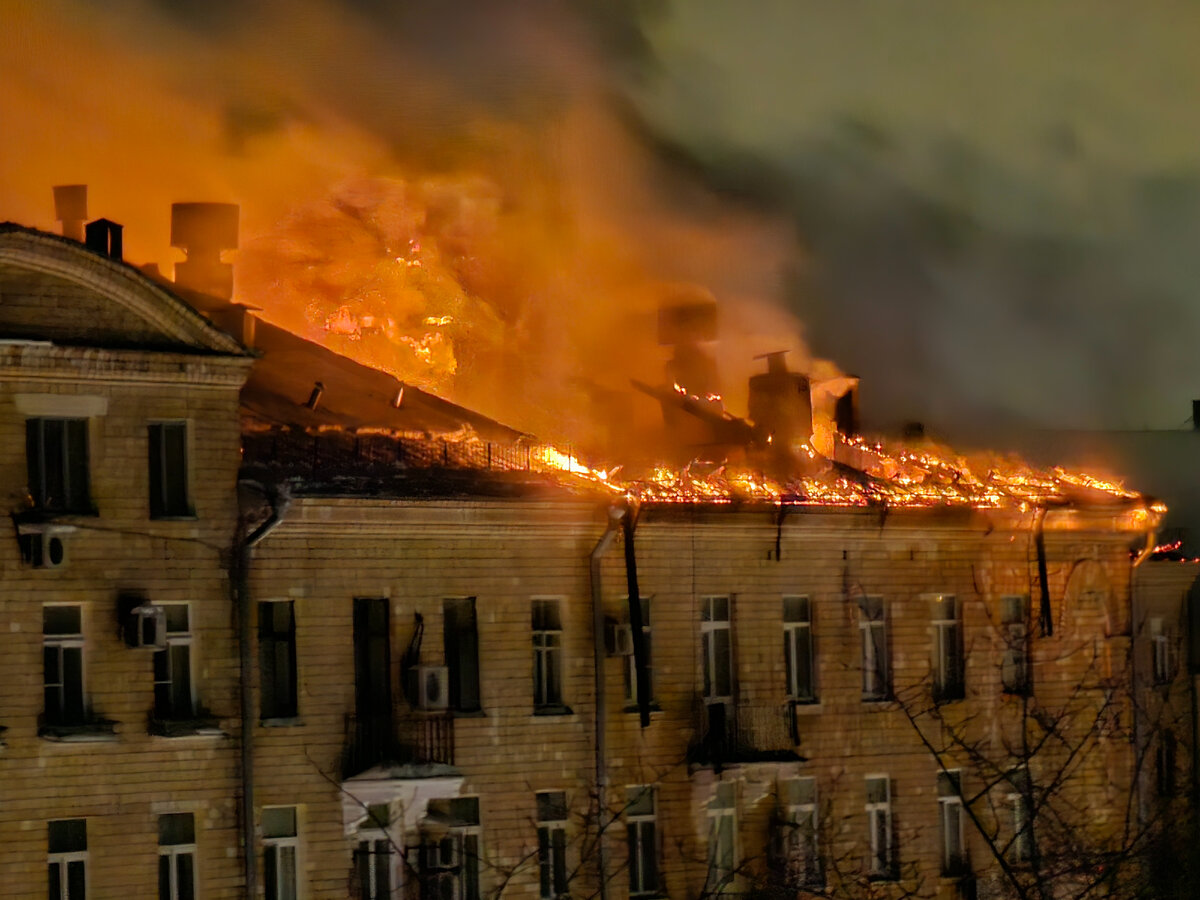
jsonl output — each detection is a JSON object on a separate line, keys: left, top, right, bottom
{"left": 2, "top": 0, "right": 813, "bottom": 451}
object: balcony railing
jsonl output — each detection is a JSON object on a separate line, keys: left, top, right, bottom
{"left": 343, "top": 711, "right": 456, "bottom": 779}
{"left": 689, "top": 700, "right": 803, "bottom": 768}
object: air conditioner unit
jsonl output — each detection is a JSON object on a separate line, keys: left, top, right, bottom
{"left": 417, "top": 666, "right": 450, "bottom": 710}
{"left": 606, "top": 622, "right": 633, "bottom": 656}
{"left": 19, "top": 531, "right": 67, "bottom": 569}
{"left": 120, "top": 599, "right": 167, "bottom": 649}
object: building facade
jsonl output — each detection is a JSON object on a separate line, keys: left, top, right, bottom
{"left": 0, "top": 221, "right": 1190, "bottom": 900}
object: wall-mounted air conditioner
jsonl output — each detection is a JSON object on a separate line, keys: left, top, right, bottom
{"left": 119, "top": 597, "right": 167, "bottom": 649}
{"left": 20, "top": 531, "right": 67, "bottom": 569}
{"left": 416, "top": 665, "right": 449, "bottom": 710}
{"left": 606, "top": 622, "right": 633, "bottom": 656}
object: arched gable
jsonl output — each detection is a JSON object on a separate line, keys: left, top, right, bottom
{"left": 0, "top": 225, "right": 248, "bottom": 356}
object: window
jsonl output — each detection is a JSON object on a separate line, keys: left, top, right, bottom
{"left": 27, "top": 417, "right": 91, "bottom": 513}
{"left": 775, "top": 777, "right": 821, "bottom": 889}
{"left": 938, "top": 771, "right": 966, "bottom": 876}
{"left": 48, "top": 818, "right": 87, "bottom": 900}
{"left": 148, "top": 423, "right": 191, "bottom": 518}
{"left": 707, "top": 782, "right": 737, "bottom": 892}
{"left": 259, "top": 602, "right": 297, "bottom": 720}
{"left": 1007, "top": 767, "right": 1032, "bottom": 863}
{"left": 1150, "top": 617, "right": 1178, "bottom": 685}
{"left": 154, "top": 605, "right": 195, "bottom": 721}
{"left": 44, "top": 605, "right": 85, "bottom": 727}
{"left": 1156, "top": 731, "right": 1177, "bottom": 797}
{"left": 263, "top": 806, "right": 299, "bottom": 900}
{"left": 352, "top": 598, "right": 392, "bottom": 769}
{"left": 355, "top": 804, "right": 395, "bottom": 900}
{"left": 1000, "top": 596, "right": 1030, "bottom": 695}
{"left": 865, "top": 776, "right": 893, "bottom": 879}
{"left": 701, "top": 596, "right": 733, "bottom": 702}
{"left": 623, "top": 598, "right": 653, "bottom": 707}
{"left": 626, "top": 787, "right": 658, "bottom": 897}
{"left": 444, "top": 598, "right": 481, "bottom": 713}
{"left": 422, "top": 798, "right": 481, "bottom": 900}
{"left": 859, "top": 596, "right": 889, "bottom": 700}
{"left": 783, "top": 596, "right": 816, "bottom": 703}
{"left": 158, "top": 813, "right": 196, "bottom": 900}
{"left": 532, "top": 600, "right": 564, "bottom": 711}
{"left": 932, "top": 595, "right": 964, "bottom": 701}
{"left": 536, "top": 792, "right": 568, "bottom": 899}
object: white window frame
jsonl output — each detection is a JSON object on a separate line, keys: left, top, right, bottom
{"left": 937, "top": 770, "right": 965, "bottom": 875}
{"left": 532, "top": 598, "right": 564, "bottom": 709}
{"left": 701, "top": 595, "right": 733, "bottom": 703}
{"left": 626, "top": 786, "right": 658, "bottom": 897}
{"left": 1150, "top": 617, "right": 1177, "bottom": 685}
{"left": 47, "top": 818, "right": 88, "bottom": 900}
{"left": 865, "top": 776, "right": 893, "bottom": 879}
{"left": 1007, "top": 767, "right": 1033, "bottom": 863}
{"left": 1000, "top": 595, "right": 1030, "bottom": 694}
{"left": 783, "top": 596, "right": 816, "bottom": 703}
{"left": 535, "top": 792, "right": 569, "bottom": 900}
{"left": 778, "top": 777, "right": 821, "bottom": 888}
{"left": 44, "top": 604, "right": 86, "bottom": 726}
{"left": 706, "top": 782, "right": 737, "bottom": 892}
{"left": 623, "top": 597, "right": 653, "bottom": 706}
{"left": 931, "top": 595, "right": 964, "bottom": 700}
{"left": 859, "top": 595, "right": 888, "bottom": 700}
{"left": 154, "top": 603, "right": 195, "bottom": 720}
{"left": 263, "top": 806, "right": 300, "bottom": 900}
{"left": 356, "top": 804, "right": 398, "bottom": 900}
{"left": 158, "top": 813, "right": 197, "bottom": 900}
{"left": 422, "top": 798, "right": 481, "bottom": 900}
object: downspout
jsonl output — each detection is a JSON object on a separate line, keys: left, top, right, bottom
{"left": 233, "top": 480, "right": 291, "bottom": 900}
{"left": 1129, "top": 509, "right": 1157, "bottom": 829}
{"left": 590, "top": 503, "right": 626, "bottom": 900}
{"left": 1033, "top": 507, "right": 1053, "bottom": 637}
{"left": 621, "top": 504, "right": 652, "bottom": 729}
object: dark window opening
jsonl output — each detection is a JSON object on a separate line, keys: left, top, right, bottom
{"left": 27, "top": 418, "right": 91, "bottom": 514}
{"left": 259, "top": 602, "right": 297, "bottom": 720}
{"left": 353, "top": 598, "right": 393, "bottom": 768}
{"left": 149, "top": 423, "right": 191, "bottom": 518}
{"left": 444, "top": 598, "right": 481, "bottom": 713}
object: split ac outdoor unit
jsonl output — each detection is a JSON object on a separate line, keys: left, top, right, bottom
{"left": 119, "top": 599, "right": 167, "bottom": 650}
{"left": 606, "top": 622, "right": 633, "bottom": 657}
{"left": 21, "top": 532, "right": 67, "bottom": 569}
{"left": 416, "top": 665, "right": 449, "bottom": 710}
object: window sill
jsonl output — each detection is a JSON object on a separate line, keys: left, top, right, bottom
{"left": 39, "top": 719, "right": 118, "bottom": 742}
{"left": 451, "top": 709, "right": 487, "bottom": 718}
{"left": 861, "top": 695, "right": 893, "bottom": 706}
{"left": 622, "top": 703, "right": 663, "bottom": 714}
{"left": 149, "top": 513, "right": 197, "bottom": 522}
{"left": 260, "top": 716, "right": 303, "bottom": 728}
{"left": 149, "top": 716, "right": 225, "bottom": 738}
{"left": 533, "top": 705, "right": 574, "bottom": 717}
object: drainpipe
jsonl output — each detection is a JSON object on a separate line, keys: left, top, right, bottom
{"left": 1129, "top": 509, "right": 1157, "bottom": 828}
{"left": 590, "top": 503, "right": 626, "bottom": 900}
{"left": 621, "top": 504, "right": 652, "bottom": 729}
{"left": 233, "top": 480, "right": 291, "bottom": 900}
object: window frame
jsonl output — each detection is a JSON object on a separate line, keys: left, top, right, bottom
{"left": 706, "top": 782, "right": 737, "bottom": 893}
{"left": 1007, "top": 767, "right": 1033, "bottom": 864}
{"left": 1150, "top": 617, "right": 1178, "bottom": 685}
{"left": 535, "top": 791, "right": 569, "bottom": 900}
{"left": 701, "top": 595, "right": 734, "bottom": 704}
{"left": 154, "top": 603, "right": 196, "bottom": 721}
{"left": 777, "top": 776, "right": 821, "bottom": 889}
{"left": 937, "top": 770, "right": 966, "bottom": 876}
{"left": 258, "top": 601, "right": 298, "bottom": 722}
{"left": 421, "top": 797, "right": 481, "bottom": 900}
{"left": 626, "top": 786, "right": 659, "bottom": 897}
{"left": 355, "top": 804, "right": 398, "bottom": 900}
{"left": 48, "top": 818, "right": 88, "bottom": 900}
{"left": 43, "top": 604, "right": 86, "bottom": 728}
{"left": 26, "top": 416, "right": 92, "bottom": 514}
{"left": 859, "top": 595, "right": 889, "bottom": 701}
{"left": 148, "top": 421, "right": 193, "bottom": 519}
{"left": 931, "top": 595, "right": 964, "bottom": 701}
{"left": 262, "top": 806, "right": 300, "bottom": 900}
{"left": 532, "top": 599, "right": 564, "bottom": 711}
{"left": 864, "top": 775, "right": 894, "bottom": 880}
{"left": 783, "top": 596, "right": 816, "bottom": 703}
{"left": 158, "top": 812, "right": 197, "bottom": 900}
{"left": 1000, "top": 595, "right": 1031, "bottom": 695}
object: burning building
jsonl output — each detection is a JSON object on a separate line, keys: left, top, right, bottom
{"left": 0, "top": 193, "right": 1188, "bottom": 900}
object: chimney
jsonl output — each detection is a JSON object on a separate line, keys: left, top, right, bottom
{"left": 835, "top": 378, "right": 860, "bottom": 437}
{"left": 84, "top": 218, "right": 123, "bottom": 260}
{"left": 171, "top": 202, "right": 239, "bottom": 305}
{"left": 747, "top": 350, "right": 812, "bottom": 452}
{"left": 53, "top": 185, "right": 87, "bottom": 241}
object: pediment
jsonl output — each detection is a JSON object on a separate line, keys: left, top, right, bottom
{"left": 0, "top": 225, "right": 247, "bottom": 355}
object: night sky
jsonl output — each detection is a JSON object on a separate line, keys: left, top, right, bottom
{"left": 5, "top": 1, "right": 1200, "bottom": 441}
